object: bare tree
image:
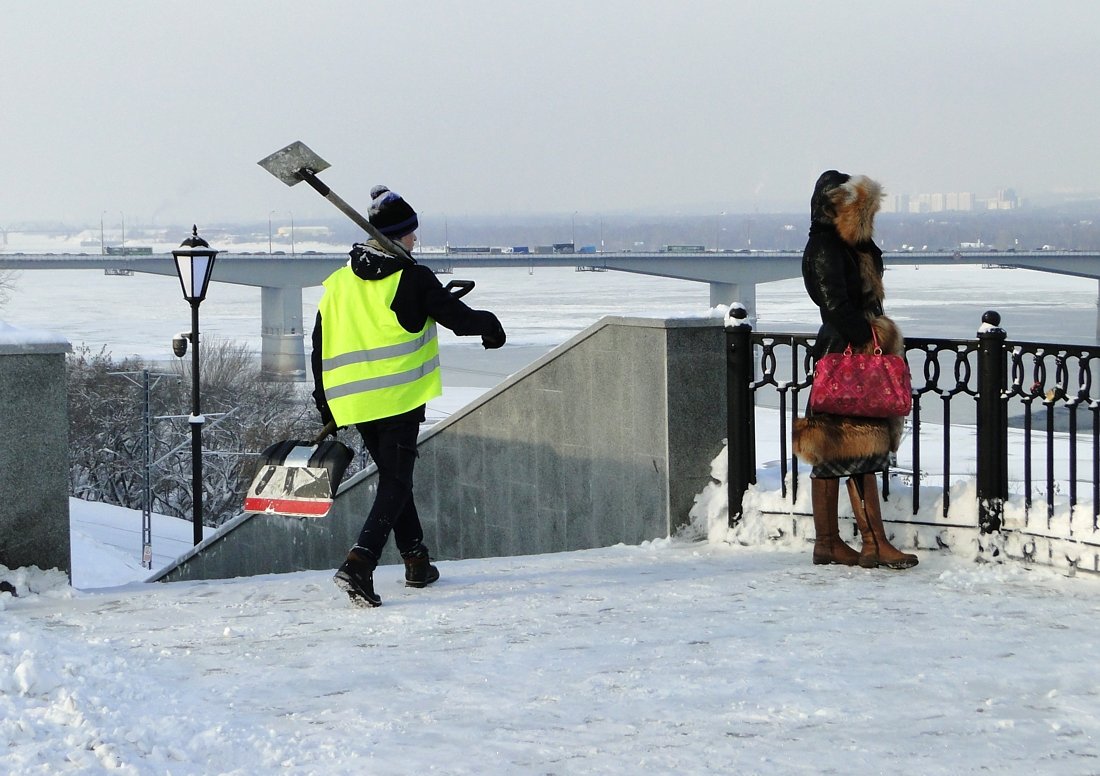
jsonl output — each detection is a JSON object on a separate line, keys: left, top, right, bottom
{"left": 161, "top": 336, "right": 318, "bottom": 523}
{"left": 67, "top": 337, "right": 322, "bottom": 525}
{"left": 0, "top": 269, "right": 15, "bottom": 309}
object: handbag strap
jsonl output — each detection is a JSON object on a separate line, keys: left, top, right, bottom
{"left": 842, "top": 327, "right": 882, "bottom": 356}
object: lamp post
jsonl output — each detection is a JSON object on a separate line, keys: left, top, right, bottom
{"left": 171, "top": 225, "right": 219, "bottom": 546}
{"left": 268, "top": 210, "right": 275, "bottom": 255}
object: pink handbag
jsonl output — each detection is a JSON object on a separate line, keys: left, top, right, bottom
{"left": 809, "top": 330, "right": 912, "bottom": 418}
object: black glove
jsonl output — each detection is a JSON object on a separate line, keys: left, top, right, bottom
{"left": 481, "top": 324, "right": 506, "bottom": 350}
{"left": 317, "top": 401, "right": 335, "bottom": 428}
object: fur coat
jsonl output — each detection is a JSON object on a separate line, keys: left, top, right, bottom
{"left": 793, "top": 172, "right": 905, "bottom": 467}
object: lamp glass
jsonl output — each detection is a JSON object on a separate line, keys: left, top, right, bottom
{"left": 172, "top": 244, "right": 217, "bottom": 302}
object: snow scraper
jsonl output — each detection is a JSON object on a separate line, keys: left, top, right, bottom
{"left": 243, "top": 421, "right": 353, "bottom": 517}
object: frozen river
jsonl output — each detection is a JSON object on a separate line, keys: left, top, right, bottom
{"left": 2, "top": 256, "right": 1097, "bottom": 391}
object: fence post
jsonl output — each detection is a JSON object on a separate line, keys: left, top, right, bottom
{"left": 976, "top": 310, "right": 1008, "bottom": 541}
{"left": 726, "top": 305, "right": 754, "bottom": 525}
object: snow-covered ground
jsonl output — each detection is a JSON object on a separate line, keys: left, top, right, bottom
{"left": 5, "top": 500, "right": 1100, "bottom": 775}
{"left": 67, "top": 500, "right": 214, "bottom": 591}
{"left": 3, "top": 404, "right": 1099, "bottom": 774}
{"left": 5, "top": 235, "right": 1100, "bottom": 773}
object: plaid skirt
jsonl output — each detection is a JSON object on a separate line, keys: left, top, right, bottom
{"left": 811, "top": 451, "right": 891, "bottom": 479}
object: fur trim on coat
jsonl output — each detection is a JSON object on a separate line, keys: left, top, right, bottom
{"left": 832, "top": 175, "right": 882, "bottom": 246}
{"left": 862, "top": 314, "right": 903, "bottom": 356}
{"left": 792, "top": 414, "right": 901, "bottom": 466}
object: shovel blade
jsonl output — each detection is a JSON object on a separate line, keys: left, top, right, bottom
{"left": 243, "top": 463, "right": 336, "bottom": 517}
{"left": 257, "top": 141, "right": 331, "bottom": 187}
{"left": 242, "top": 436, "right": 354, "bottom": 518}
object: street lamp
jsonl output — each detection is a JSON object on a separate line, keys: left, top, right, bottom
{"left": 268, "top": 210, "right": 275, "bottom": 255}
{"left": 171, "top": 225, "right": 219, "bottom": 546}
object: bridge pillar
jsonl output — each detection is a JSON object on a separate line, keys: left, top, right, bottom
{"left": 709, "top": 281, "right": 757, "bottom": 319}
{"left": 260, "top": 285, "right": 306, "bottom": 381}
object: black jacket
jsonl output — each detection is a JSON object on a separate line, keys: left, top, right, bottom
{"left": 802, "top": 224, "right": 883, "bottom": 356}
{"left": 311, "top": 240, "right": 506, "bottom": 424}
{"left": 801, "top": 171, "right": 885, "bottom": 358}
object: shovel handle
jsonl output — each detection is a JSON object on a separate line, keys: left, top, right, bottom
{"left": 444, "top": 279, "right": 475, "bottom": 298}
{"left": 313, "top": 419, "right": 338, "bottom": 444}
{"left": 296, "top": 169, "right": 414, "bottom": 262}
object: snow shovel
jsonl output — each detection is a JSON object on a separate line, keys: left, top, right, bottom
{"left": 243, "top": 420, "right": 354, "bottom": 518}
{"left": 257, "top": 140, "right": 412, "bottom": 260}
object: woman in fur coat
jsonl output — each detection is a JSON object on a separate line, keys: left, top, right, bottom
{"left": 792, "top": 170, "right": 918, "bottom": 570}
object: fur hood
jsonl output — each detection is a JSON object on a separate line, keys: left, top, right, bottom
{"left": 810, "top": 171, "right": 883, "bottom": 246}
{"left": 831, "top": 176, "right": 883, "bottom": 245}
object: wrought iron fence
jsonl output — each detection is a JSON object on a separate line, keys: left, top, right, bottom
{"left": 726, "top": 309, "right": 1100, "bottom": 543}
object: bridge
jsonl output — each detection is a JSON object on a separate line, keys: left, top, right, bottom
{"left": 3, "top": 249, "right": 1098, "bottom": 379}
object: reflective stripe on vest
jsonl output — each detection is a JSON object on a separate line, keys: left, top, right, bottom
{"left": 321, "top": 327, "right": 436, "bottom": 372}
{"left": 323, "top": 351, "right": 441, "bottom": 400}
{"left": 319, "top": 266, "right": 442, "bottom": 425}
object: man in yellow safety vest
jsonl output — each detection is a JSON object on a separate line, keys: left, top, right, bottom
{"left": 312, "top": 186, "right": 506, "bottom": 607}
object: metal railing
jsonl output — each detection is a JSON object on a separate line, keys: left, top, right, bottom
{"left": 726, "top": 309, "right": 1100, "bottom": 545}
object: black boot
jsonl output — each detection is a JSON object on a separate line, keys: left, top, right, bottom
{"left": 401, "top": 544, "right": 440, "bottom": 589}
{"left": 334, "top": 546, "right": 382, "bottom": 607}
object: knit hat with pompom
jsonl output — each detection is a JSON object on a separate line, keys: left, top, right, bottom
{"left": 368, "top": 185, "right": 418, "bottom": 239}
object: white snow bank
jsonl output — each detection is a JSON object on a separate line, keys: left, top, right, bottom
{"left": 0, "top": 319, "right": 68, "bottom": 347}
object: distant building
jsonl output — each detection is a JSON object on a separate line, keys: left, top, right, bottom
{"left": 882, "top": 190, "right": 978, "bottom": 214}
{"left": 105, "top": 245, "right": 153, "bottom": 255}
{"left": 277, "top": 226, "right": 330, "bottom": 237}
{"left": 881, "top": 194, "right": 910, "bottom": 214}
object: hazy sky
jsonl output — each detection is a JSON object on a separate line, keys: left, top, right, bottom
{"left": 3, "top": 1, "right": 1099, "bottom": 228}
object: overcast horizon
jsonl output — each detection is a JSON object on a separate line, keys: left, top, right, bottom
{"left": 4, "top": 2, "right": 1100, "bottom": 228}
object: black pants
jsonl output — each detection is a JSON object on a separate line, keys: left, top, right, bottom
{"left": 353, "top": 415, "right": 424, "bottom": 560}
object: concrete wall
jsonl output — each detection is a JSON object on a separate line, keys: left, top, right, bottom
{"left": 152, "top": 316, "right": 726, "bottom": 583}
{"left": 0, "top": 335, "right": 71, "bottom": 576}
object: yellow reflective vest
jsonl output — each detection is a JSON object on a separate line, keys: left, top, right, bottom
{"left": 318, "top": 266, "right": 442, "bottom": 425}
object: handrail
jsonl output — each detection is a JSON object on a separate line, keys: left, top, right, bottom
{"left": 727, "top": 311, "right": 1100, "bottom": 559}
